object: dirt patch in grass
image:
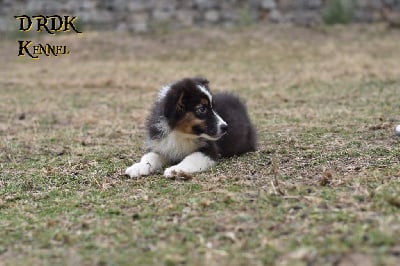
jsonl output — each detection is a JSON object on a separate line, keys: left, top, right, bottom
{"left": 1, "top": 24, "right": 400, "bottom": 265}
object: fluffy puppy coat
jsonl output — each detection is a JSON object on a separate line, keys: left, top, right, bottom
{"left": 125, "top": 77, "right": 256, "bottom": 178}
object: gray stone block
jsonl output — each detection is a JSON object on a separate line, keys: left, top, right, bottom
{"left": 261, "top": 0, "right": 276, "bottom": 10}
{"left": 205, "top": 9, "right": 220, "bottom": 22}
{"left": 269, "top": 9, "right": 282, "bottom": 23}
{"left": 152, "top": 9, "right": 173, "bottom": 21}
{"left": 194, "top": 0, "right": 218, "bottom": 10}
{"left": 176, "top": 10, "right": 195, "bottom": 26}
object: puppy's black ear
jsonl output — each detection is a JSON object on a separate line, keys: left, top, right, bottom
{"left": 192, "top": 77, "right": 209, "bottom": 88}
{"left": 176, "top": 91, "right": 185, "bottom": 112}
{"left": 164, "top": 89, "right": 185, "bottom": 120}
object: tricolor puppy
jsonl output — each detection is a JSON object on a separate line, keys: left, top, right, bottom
{"left": 125, "top": 77, "right": 257, "bottom": 178}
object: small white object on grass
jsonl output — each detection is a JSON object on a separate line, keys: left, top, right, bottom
{"left": 395, "top": 125, "right": 400, "bottom": 136}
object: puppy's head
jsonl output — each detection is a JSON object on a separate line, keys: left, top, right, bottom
{"left": 162, "top": 77, "right": 227, "bottom": 140}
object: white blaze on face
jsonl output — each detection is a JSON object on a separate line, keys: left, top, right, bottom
{"left": 198, "top": 110, "right": 227, "bottom": 141}
{"left": 197, "top": 84, "right": 227, "bottom": 138}
{"left": 197, "top": 85, "right": 213, "bottom": 105}
{"left": 213, "top": 110, "right": 227, "bottom": 130}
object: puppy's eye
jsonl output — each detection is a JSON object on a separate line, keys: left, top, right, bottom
{"left": 196, "top": 106, "right": 207, "bottom": 114}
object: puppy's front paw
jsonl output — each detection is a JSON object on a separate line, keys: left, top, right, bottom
{"left": 125, "top": 162, "right": 152, "bottom": 177}
{"left": 164, "top": 165, "right": 186, "bottom": 178}
{"left": 164, "top": 166, "right": 193, "bottom": 180}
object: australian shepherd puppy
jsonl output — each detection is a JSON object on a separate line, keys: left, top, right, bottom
{"left": 125, "top": 77, "right": 257, "bottom": 178}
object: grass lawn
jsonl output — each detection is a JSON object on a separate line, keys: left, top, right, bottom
{"left": 1, "top": 24, "right": 400, "bottom": 265}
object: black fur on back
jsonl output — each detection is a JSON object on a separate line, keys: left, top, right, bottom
{"left": 214, "top": 93, "right": 257, "bottom": 157}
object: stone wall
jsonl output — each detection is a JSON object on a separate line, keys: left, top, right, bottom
{"left": 1, "top": 0, "right": 400, "bottom": 33}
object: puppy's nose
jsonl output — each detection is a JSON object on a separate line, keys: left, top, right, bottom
{"left": 220, "top": 123, "right": 228, "bottom": 133}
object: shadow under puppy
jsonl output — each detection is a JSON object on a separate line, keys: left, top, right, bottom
{"left": 125, "top": 77, "right": 257, "bottom": 178}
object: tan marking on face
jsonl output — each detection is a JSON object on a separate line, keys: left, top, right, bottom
{"left": 175, "top": 112, "right": 205, "bottom": 135}
{"left": 200, "top": 98, "right": 209, "bottom": 105}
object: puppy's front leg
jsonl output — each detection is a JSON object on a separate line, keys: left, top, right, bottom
{"left": 126, "top": 152, "right": 166, "bottom": 177}
{"left": 164, "top": 152, "right": 215, "bottom": 177}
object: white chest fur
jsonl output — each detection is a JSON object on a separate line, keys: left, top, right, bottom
{"left": 147, "top": 130, "right": 205, "bottom": 162}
